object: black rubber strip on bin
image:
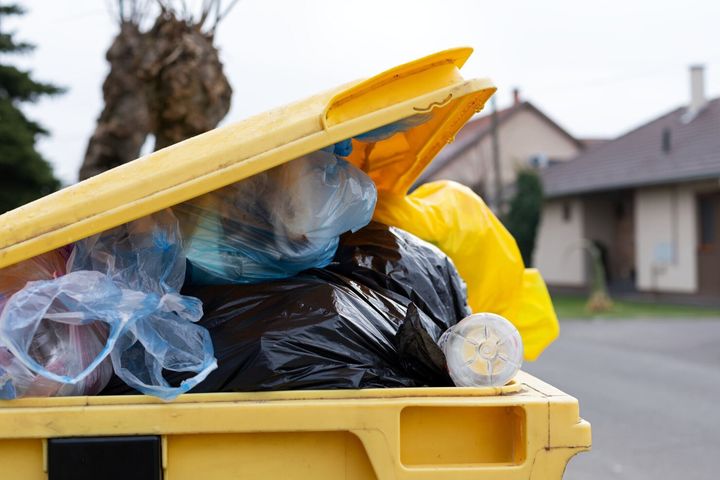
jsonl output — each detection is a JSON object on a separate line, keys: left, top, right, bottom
{"left": 48, "top": 435, "right": 162, "bottom": 480}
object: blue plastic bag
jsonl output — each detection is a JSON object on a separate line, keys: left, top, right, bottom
{"left": 0, "top": 271, "right": 126, "bottom": 399}
{"left": 108, "top": 288, "right": 215, "bottom": 399}
{"left": 69, "top": 210, "right": 187, "bottom": 294}
{"left": 174, "top": 150, "right": 377, "bottom": 285}
{"left": 68, "top": 210, "right": 217, "bottom": 400}
{"left": 0, "top": 210, "right": 216, "bottom": 401}
{"left": 0, "top": 270, "right": 214, "bottom": 400}
{"left": 0, "top": 249, "right": 115, "bottom": 399}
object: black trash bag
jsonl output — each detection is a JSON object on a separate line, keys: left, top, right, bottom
{"left": 102, "top": 270, "right": 447, "bottom": 394}
{"left": 395, "top": 304, "right": 453, "bottom": 386}
{"left": 328, "top": 222, "right": 471, "bottom": 332}
{"left": 101, "top": 223, "right": 470, "bottom": 395}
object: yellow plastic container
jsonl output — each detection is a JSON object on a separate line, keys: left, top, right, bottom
{"left": 0, "top": 47, "right": 590, "bottom": 479}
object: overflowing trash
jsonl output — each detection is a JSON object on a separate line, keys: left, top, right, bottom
{"left": 104, "top": 272, "right": 439, "bottom": 394}
{"left": 0, "top": 141, "right": 549, "bottom": 400}
{"left": 102, "top": 224, "right": 464, "bottom": 394}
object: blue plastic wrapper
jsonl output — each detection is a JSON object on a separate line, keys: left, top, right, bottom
{"left": 323, "top": 139, "right": 353, "bottom": 157}
{"left": 108, "top": 288, "right": 215, "bottom": 399}
{"left": 174, "top": 150, "right": 377, "bottom": 285}
{"left": 0, "top": 271, "right": 214, "bottom": 401}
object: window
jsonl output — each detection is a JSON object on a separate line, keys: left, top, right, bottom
{"left": 562, "top": 202, "right": 572, "bottom": 222}
{"left": 661, "top": 128, "right": 671, "bottom": 153}
{"left": 614, "top": 201, "right": 626, "bottom": 220}
{"left": 528, "top": 153, "right": 549, "bottom": 169}
{"left": 699, "top": 196, "right": 716, "bottom": 245}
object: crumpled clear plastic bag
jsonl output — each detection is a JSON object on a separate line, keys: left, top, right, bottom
{"left": 0, "top": 272, "right": 123, "bottom": 399}
{"left": 68, "top": 210, "right": 216, "bottom": 400}
{"left": 68, "top": 209, "right": 187, "bottom": 294}
{"left": 174, "top": 150, "right": 377, "bottom": 285}
{"left": 0, "top": 251, "right": 114, "bottom": 399}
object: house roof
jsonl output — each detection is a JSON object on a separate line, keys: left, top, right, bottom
{"left": 543, "top": 97, "right": 720, "bottom": 198}
{"left": 579, "top": 138, "right": 611, "bottom": 150}
{"left": 419, "top": 100, "right": 583, "bottom": 181}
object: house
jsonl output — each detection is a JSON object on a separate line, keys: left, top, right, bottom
{"left": 418, "top": 90, "right": 586, "bottom": 208}
{"left": 535, "top": 65, "right": 720, "bottom": 298}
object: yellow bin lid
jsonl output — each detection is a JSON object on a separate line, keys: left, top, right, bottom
{"left": 0, "top": 47, "right": 495, "bottom": 269}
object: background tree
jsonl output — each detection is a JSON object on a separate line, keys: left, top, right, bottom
{"left": 79, "top": 0, "right": 236, "bottom": 179}
{"left": 504, "top": 169, "right": 543, "bottom": 266}
{"left": 0, "top": 3, "right": 62, "bottom": 213}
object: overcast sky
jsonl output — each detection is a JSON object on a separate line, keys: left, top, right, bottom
{"left": 7, "top": 0, "right": 720, "bottom": 185}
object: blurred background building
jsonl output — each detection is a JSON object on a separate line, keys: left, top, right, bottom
{"left": 418, "top": 89, "right": 589, "bottom": 208}
{"left": 536, "top": 66, "right": 720, "bottom": 300}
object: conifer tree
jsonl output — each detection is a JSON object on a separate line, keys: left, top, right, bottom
{"left": 0, "top": 3, "right": 62, "bottom": 213}
{"left": 505, "top": 170, "right": 543, "bottom": 266}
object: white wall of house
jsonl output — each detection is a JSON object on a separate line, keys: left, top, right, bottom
{"left": 635, "top": 185, "right": 698, "bottom": 293}
{"left": 497, "top": 108, "right": 580, "bottom": 183}
{"left": 535, "top": 198, "right": 586, "bottom": 286}
{"left": 432, "top": 138, "right": 491, "bottom": 191}
{"left": 430, "top": 106, "right": 581, "bottom": 202}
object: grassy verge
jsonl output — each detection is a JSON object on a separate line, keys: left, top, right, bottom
{"left": 551, "top": 294, "right": 720, "bottom": 319}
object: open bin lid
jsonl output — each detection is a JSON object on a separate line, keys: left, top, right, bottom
{"left": 0, "top": 47, "right": 495, "bottom": 269}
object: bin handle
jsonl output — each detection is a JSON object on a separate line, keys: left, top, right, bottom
{"left": 321, "top": 47, "right": 473, "bottom": 130}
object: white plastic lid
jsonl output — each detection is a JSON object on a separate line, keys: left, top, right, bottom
{"left": 439, "top": 312, "right": 523, "bottom": 387}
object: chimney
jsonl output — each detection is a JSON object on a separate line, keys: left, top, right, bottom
{"left": 689, "top": 64, "right": 707, "bottom": 115}
{"left": 512, "top": 88, "right": 521, "bottom": 107}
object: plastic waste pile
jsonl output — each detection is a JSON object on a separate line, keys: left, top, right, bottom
{"left": 0, "top": 120, "right": 558, "bottom": 401}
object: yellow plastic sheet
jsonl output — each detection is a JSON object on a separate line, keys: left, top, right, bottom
{"left": 374, "top": 180, "right": 559, "bottom": 361}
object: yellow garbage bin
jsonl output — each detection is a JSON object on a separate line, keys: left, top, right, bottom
{"left": 0, "top": 47, "right": 590, "bottom": 480}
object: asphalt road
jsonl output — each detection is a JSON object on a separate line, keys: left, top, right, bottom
{"left": 523, "top": 318, "right": 720, "bottom": 480}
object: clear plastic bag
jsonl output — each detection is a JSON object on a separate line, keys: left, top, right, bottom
{"left": 108, "top": 288, "right": 215, "bottom": 399}
{"left": 68, "top": 210, "right": 216, "bottom": 400}
{"left": 0, "top": 247, "right": 115, "bottom": 399}
{"left": 0, "top": 269, "right": 213, "bottom": 400}
{"left": 174, "top": 150, "right": 377, "bottom": 285}
{"left": 0, "top": 271, "right": 117, "bottom": 399}
{"left": 68, "top": 209, "right": 187, "bottom": 294}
